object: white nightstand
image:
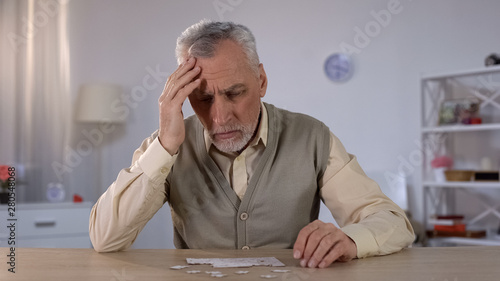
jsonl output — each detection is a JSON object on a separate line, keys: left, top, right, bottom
{"left": 0, "top": 202, "right": 92, "bottom": 248}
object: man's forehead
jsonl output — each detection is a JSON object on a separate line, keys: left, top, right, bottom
{"left": 195, "top": 60, "right": 238, "bottom": 79}
{"left": 195, "top": 82, "right": 247, "bottom": 96}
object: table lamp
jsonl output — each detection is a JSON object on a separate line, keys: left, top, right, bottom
{"left": 75, "top": 83, "right": 125, "bottom": 199}
{"left": 75, "top": 83, "right": 124, "bottom": 123}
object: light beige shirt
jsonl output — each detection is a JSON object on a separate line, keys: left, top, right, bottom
{"left": 89, "top": 103, "right": 414, "bottom": 257}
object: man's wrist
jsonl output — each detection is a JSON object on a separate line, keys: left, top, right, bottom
{"left": 137, "top": 137, "right": 177, "bottom": 183}
{"left": 341, "top": 224, "right": 378, "bottom": 259}
{"left": 158, "top": 138, "right": 175, "bottom": 156}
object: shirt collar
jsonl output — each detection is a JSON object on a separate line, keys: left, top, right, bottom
{"left": 204, "top": 101, "right": 268, "bottom": 153}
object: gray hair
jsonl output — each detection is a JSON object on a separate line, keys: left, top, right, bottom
{"left": 175, "top": 20, "right": 260, "bottom": 74}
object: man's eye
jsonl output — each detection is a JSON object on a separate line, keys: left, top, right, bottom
{"left": 199, "top": 96, "right": 213, "bottom": 103}
{"left": 227, "top": 91, "right": 242, "bottom": 98}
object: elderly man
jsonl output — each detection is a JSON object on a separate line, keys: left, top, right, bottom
{"left": 89, "top": 20, "right": 414, "bottom": 268}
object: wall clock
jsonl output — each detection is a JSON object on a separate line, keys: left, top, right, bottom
{"left": 324, "top": 53, "right": 353, "bottom": 83}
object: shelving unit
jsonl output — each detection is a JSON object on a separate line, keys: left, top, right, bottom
{"left": 422, "top": 123, "right": 500, "bottom": 133}
{"left": 0, "top": 202, "right": 92, "bottom": 248}
{"left": 421, "top": 65, "right": 500, "bottom": 246}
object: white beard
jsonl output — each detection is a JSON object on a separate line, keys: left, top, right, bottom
{"left": 210, "top": 117, "right": 259, "bottom": 154}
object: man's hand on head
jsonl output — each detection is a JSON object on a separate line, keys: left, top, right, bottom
{"left": 158, "top": 57, "right": 201, "bottom": 155}
{"left": 293, "top": 220, "right": 357, "bottom": 268}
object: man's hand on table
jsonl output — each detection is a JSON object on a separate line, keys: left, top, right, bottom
{"left": 293, "top": 220, "right": 357, "bottom": 268}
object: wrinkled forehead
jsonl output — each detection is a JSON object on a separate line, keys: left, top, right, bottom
{"left": 193, "top": 61, "right": 248, "bottom": 95}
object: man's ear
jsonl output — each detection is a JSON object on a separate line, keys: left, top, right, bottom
{"left": 258, "top": 63, "right": 268, "bottom": 98}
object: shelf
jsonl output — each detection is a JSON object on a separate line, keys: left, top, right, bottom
{"left": 422, "top": 65, "right": 500, "bottom": 81}
{"left": 0, "top": 202, "right": 93, "bottom": 210}
{"left": 423, "top": 181, "right": 500, "bottom": 189}
{"left": 422, "top": 123, "right": 500, "bottom": 133}
{"left": 429, "top": 236, "right": 500, "bottom": 246}
{"left": 421, "top": 66, "right": 500, "bottom": 248}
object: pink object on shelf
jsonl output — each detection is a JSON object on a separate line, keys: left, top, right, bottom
{"left": 431, "top": 156, "right": 453, "bottom": 169}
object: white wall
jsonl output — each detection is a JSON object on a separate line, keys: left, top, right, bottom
{"left": 66, "top": 0, "right": 500, "bottom": 248}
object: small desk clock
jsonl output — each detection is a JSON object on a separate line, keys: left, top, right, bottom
{"left": 324, "top": 53, "right": 353, "bottom": 82}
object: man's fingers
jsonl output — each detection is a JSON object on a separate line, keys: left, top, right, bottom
{"left": 306, "top": 233, "right": 338, "bottom": 268}
{"left": 170, "top": 57, "right": 196, "bottom": 83}
{"left": 294, "top": 220, "right": 357, "bottom": 268}
{"left": 300, "top": 225, "right": 339, "bottom": 268}
{"left": 318, "top": 241, "right": 349, "bottom": 268}
{"left": 308, "top": 231, "right": 357, "bottom": 268}
{"left": 159, "top": 79, "right": 201, "bottom": 115}
{"left": 159, "top": 58, "right": 199, "bottom": 103}
{"left": 160, "top": 66, "right": 200, "bottom": 103}
{"left": 173, "top": 78, "right": 201, "bottom": 104}
{"left": 302, "top": 227, "right": 331, "bottom": 259}
{"left": 293, "top": 220, "right": 322, "bottom": 259}
{"left": 168, "top": 66, "right": 200, "bottom": 98}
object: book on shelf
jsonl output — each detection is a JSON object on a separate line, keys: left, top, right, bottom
{"left": 434, "top": 215, "right": 465, "bottom": 220}
{"left": 428, "top": 214, "right": 472, "bottom": 236}
{"left": 434, "top": 224, "right": 466, "bottom": 232}
{"left": 427, "top": 230, "right": 487, "bottom": 238}
{"left": 429, "top": 215, "right": 464, "bottom": 226}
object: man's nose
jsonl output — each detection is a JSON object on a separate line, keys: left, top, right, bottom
{"left": 211, "top": 96, "right": 231, "bottom": 126}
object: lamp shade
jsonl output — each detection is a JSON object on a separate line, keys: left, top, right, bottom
{"left": 75, "top": 83, "right": 125, "bottom": 123}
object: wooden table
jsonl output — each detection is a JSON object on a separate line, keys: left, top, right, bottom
{"left": 1, "top": 246, "right": 499, "bottom": 280}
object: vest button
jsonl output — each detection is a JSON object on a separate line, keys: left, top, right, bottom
{"left": 160, "top": 167, "right": 168, "bottom": 174}
{"left": 240, "top": 212, "right": 249, "bottom": 221}
{"left": 241, "top": 246, "right": 250, "bottom": 250}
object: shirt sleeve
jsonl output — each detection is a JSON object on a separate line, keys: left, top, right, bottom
{"left": 319, "top": 132, "right": 415, "bottom": 258}
{"left": 89, "top": 131, "right": 176, "bottom": 252}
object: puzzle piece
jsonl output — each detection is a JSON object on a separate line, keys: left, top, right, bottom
{"left": 271, "top": 269, "right": 291, "bottom": 273}
{"left": 186, "top": 257, "right": 285, "bottom": 268}
{"left": 170, "top": 265, "right": 190, "bottom": 270}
